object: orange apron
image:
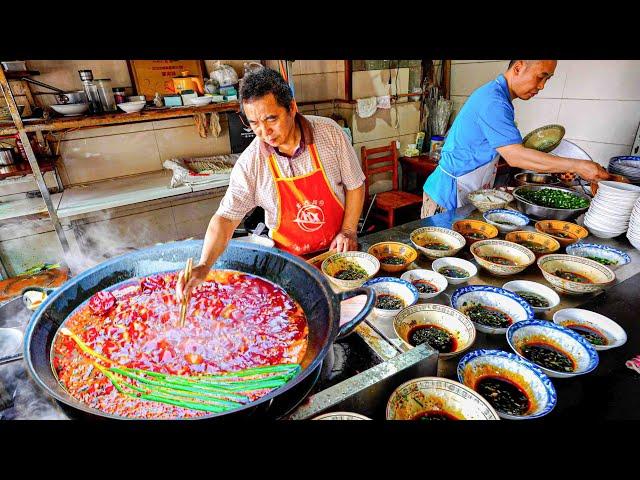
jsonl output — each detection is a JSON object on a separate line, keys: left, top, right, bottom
{"left": 267, "top": 143, "right": 344, "bottom": 255}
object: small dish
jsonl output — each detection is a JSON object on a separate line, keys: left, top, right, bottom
{"left": 191, "top": 96, "right": 214, "bottom": 106}
{"left": 367, "top": 242, "right": 417, "bottom": 273}
{"left": 386, "top": 377, "right": 500, "bottom": 420}
{"left": 393, "top": 303, "right": 476, "bottom": 359}
{"left": 452, "top": 219, "right": 499, "bottom": 246}
{"left": 321, "top": 251, "right": 380, "bottom": 290}
{"left": 504, "top": 230, "right": 561, "bottom": 259}
{"left": 410, "top": 226, "right": 466, "bottom": 259}
{"left": 470, "top": 239, "right": 536, "bottom": 276}
{"left": 553, "top": 308, "right": 627, "bottom": 351}
{"left": 457, "top": 349, "right": 557, "bottom": 420}
{"left": 502, "top": 280, "right": 560, "bottom": 314}
{"left": 233, "top": 235, "right": 275, "bottom": 249}
{"left": 534, "top": 220, "right": 589, "bottom": 248}
{"left": 313, "top": 412, "right": 371, "bottom": 420}
{"left": 565, "top": 243, "right": 630, "bottom": 270}
{"left": 467, "top": 189, "right": 514, "bottom": 212}
{"left": 400, "top": 269, "right": 448, "bottom": 300}
{"left": 362, "top": 277, "right": 419, "bottom": 320}
{"left": 450, "top": 285, "right": 534, "bottom": 335}
{"left": 507, "top": 320, "right": 599, "bottom": 378}
{"left": 537, "top": 254, "right": 615, "bottom": 295}
{"left": 117, "top": 101, "right": 146, "bottom": 113}
{"left": 431, "top": 257, "right": 478, "bottom": 285}
{"left": 482, "top": 209, "right": 530, "bottom": 234}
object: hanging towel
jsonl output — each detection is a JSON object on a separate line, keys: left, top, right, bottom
{"left": 356, "top": 97, "right": 377, "bottom": 118}
{"left": 376, "top": 95, "right": 391, "bottom": 109}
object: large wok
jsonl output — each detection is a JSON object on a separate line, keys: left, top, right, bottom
{"left": 23, "top": 239, "right": 375, "bottom": 420}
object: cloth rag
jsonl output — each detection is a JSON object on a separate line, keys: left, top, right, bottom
{"left": 356, "top": 97, "right": 377, "bottom": 118}
{"left": 376, "top": 95, "right": 391, "bottom": 109}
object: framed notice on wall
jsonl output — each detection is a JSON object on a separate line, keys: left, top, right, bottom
{"left": 128, "top": 60, "right": 206, "bottom": 100}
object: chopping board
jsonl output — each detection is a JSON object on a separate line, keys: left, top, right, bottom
{"left": 0, "top": 268, "right": 69, "bottom": 303}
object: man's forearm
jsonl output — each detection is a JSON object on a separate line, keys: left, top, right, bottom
{"left": 199, "top": 214, "right": 242, "bottom": 268}
{"left": 341, "top": 184, "right": 365, "bottom": 232}
{"left": 498, "top": 144, "right": 580, "bottom": 173}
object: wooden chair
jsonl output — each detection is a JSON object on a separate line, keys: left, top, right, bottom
{"left": 361, "top": 142, "right": 423, "bottom": 229}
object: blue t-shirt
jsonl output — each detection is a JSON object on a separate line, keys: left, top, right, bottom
{"left": 423, "top": 74, "right": 522, "bottom": 210}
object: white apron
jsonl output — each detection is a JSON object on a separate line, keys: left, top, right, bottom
{"left": 439, "top": 153, "right": 500, "bottom": 208}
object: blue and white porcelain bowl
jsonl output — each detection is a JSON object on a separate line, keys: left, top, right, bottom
{"left": 565, "top": 243, "right": 631, "bottom": 270}
{"left": 507, "top": 320, "right": 599, "bottom": 378}
{"left": 483, "top": 209, "right": 530, "bottom": 234}
{"left": 400, "top": 269, "right": 448, "bottom": 299}
{"left": 450, "top": 285, "right": 534, "bottom": 335}
{"left": 363, "top": 277, "right": 419, "bottom": 320}
{"left": 553, "top": 308, "right": 627, "bottom": 351}
{"left": 457, "top": 349, "right": 557, "bottom": 420}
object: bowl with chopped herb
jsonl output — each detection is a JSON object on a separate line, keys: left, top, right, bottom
{"left": 431, "top": 257, "right": 478, "bottom": 285}
{"left": 482, "top": 208, "right": 530, "bottom": 234}
{"left": 400, "top": 269, "right": 448, "bottom": 299}
{"left": 451, "top": 285, "right": 534, "bottom": 335}
{"left": 470, "top": 239, "right": 536, "bottom": 276}
{"left": 553, "top": 308, "right": 627, "bottom": 351}
{"left": 467, "top": 189, "right": 514, "bottom": 212}
{"left": 537, "top": 254, "right": 615, "bottom": 295}
{"left": 386, "top": 377, "right": 500, "bottom": 420}
{"left": 367, "top": 242, "right": 418, "bottom": 273}
{"left": 393, "top": 303, "right": 476, "bottom": 359}
{"left": 512, "top": 185, "right": 591, "bottom": 221}
{"left": 457, "top": 349, "right": 557, "bottom": 420}
{"left": 321, "top": 251, "right": 380, "bottom": 290}
{"left": 504, "top": 230, "right": 560, "bottom": 259}
{"left": 534, "top": 220, "right": 588, "bottom": 248}
{"left": 410, "top": 226, "right": 466, "bottom": 259}
{"left": 502, "top": 280, "right": 560, "bottom": 314}
{"left": 363, "top": 277, "right": 419, "bottom": 320}
{"left": 507, "top": 320, "right": 599, "bottom": 378}
{"left": 565, "top": 243, "right": 631, "bottom": 270}
{"left": 452, "top": 219, "right": 499, "bottom": 247}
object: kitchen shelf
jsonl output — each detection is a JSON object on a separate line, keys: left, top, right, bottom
{"left": 0, "top": 192, "right": 62, "bottom": 222}
{"left": 0, "top": 101, "right": 240, "bottom": 135}
{"left": 0, "top": 155, "right": 58, "bottom": 181}
{"left": 3, "top": 70, "right": 40, "bottom": 79}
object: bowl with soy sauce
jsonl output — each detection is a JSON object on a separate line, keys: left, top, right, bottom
{"left": 367, "top": 241, "right": 418, "bottom": 273}
{"left": 432, "top": 257, "right": 478, "bottom": 285}
{"left": 483, "top": 208, "right": 530, "bottom": 234}
{"left": 321, "top": 251, "right": 380, "bottom": 290}
{"left": 553, "top": 308, "right": 627, "bottom": 351}
{"left": 470, "top": 239, "right": 536, "bottom": 276}
{"left": 502, "top": 280, "right": 560, "bottom": 314}
{"left": 565, "top": 243, "right": 631, "bottom": 270}
{"left": 386, "top": 377, "right": 500, "bottom": 420}
{"left": 457, "top": 349, "right": 557, "bottom": 420}
{"left": 393, "top": 303, "right": 476, "bottom": 359}
{"left": 537, "top": 254, "right": 616, "bottom": 295}
{"left": 452, "top": 219, "right": 499, "bottom": 246}
{"left": 363, "top": 277, "right": 419, "bottom": 320}
{"left": 507, "top": 320, "right": 599, "bottom": 378}
{"left": 400, "top": 269, "right": 448, "bottom": 300}
{"left": 410, "top": 226, "right": 466, "bottom": 260}
{"left": 451, "top": 285, "right": 534, "bottom": 335}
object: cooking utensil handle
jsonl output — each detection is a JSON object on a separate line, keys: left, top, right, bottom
{"left": 336, "top": 286, "right": 375, "bottom": 339}
{"left": 19, "top": 77, "right": 66, "bottom": 94}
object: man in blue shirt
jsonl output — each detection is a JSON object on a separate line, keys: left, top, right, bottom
{"left": 422, "top": 60, "right": 609, "bottom": 217}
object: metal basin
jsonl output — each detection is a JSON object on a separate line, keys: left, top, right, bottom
{"left": 512, "top": 185, "right": 591, "bottom": 221}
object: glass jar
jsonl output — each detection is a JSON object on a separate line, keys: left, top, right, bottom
{"left": 78, "top": 70, "right": 103, "bottom": 114}
{"left": 113, "top": 87, "right": 126, "bottom": 104}
{"left": 95, "top": 78, "right": 116, "bottom": 112}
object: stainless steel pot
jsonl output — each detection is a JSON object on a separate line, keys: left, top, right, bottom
{"left": 19, "top": 77, "right": 87, "bottom": 105}
{"left": 0, "top": 147, "right": 16, "bottom": 166}
{"left": 512, "top": 184, "right": 591, "bottom": 221}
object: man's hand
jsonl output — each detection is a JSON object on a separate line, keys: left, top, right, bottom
{"left": 575, "top": 160, "right": 610, "bottom": 182}
{"left": 175, "top": 264, "right": 210, "bottom": 303}
{"left": 330, "top": 230, "right": 358, "bottom": 252}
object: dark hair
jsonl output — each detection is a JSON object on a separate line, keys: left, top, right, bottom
{"left": 239, "top": 67, "right": 293, "bottom": 113}
{"left": 508, "top": 60, "right": 517, "bottom": 69}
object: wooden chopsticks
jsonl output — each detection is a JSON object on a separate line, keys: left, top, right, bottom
{"left": 178, "top": 257, "right": 193, "bottom": 327}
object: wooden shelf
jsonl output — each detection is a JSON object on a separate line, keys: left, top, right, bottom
{"left": 0, "top": 155, "right": 57, "bottom": 181}
{"left": 3, "top": 70, "right": 40, "bottom": 79}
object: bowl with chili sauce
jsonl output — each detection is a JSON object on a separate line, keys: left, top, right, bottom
{"left": 450, "top": 285, "right": 534, "bottom": 335}
{"left": 470, "top": 239, "right": 536, "bottom": 276}
{"left": 363, "top": 277, "right": 419, "bottom": 320}
{"left": 553, "top": 308, "right": 627, "bottom": 351}
{"left": 507, "top": 320, "right": 599, "bottom": 378}
{"left": 386, "top": 377, "right": 500, "bottom": 420}
{"left": 537, "top": 254, "right": 615, "bottom": 295}
{"left": 457, "top": 349, "right": 557, "bottom": 420}
{"left": 321, "top": 251, "right": 380, "bottom": 290}
{"left": 393, "top": 303, "right": 476, "bottom": 359}
{"left": 400, "top": 269, "right": 448, "bottom": 300}
{"left": 534, "top": 220, "right": 589, "bottom": 248}
{"left": 367, "top": 242, "right": 418, "bottom": 273}
{"left": 410, "top": 226, "right": 466, "bottom": 260}
{"left": 452, "top": 219, "right": 499, "bottom": 246}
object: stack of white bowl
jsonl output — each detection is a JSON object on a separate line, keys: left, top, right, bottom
{"left": 583, "top": 181, "right": 640, "bottom": 239}
{"left": 626, "top": 196, "right": 640, "bottom": 250}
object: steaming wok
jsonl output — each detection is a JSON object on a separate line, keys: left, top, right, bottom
{"left": 24, "top": 239, "right": 375, "bottom": 420}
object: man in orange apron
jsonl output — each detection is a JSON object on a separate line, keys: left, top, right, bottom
{"left": 177, "top": 67, "right": 366, "bottom": 301}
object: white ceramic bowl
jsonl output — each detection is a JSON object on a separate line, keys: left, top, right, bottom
{"left": 117, "top": 101, "right": 146, "bottom": 113}
{"left": 457, "top": 349, "right": 557, "bottom": 420}
{"left": 483, "top": 209, "right": 530, "bottom": 234}
{"left": 386, "top": 377, "right": 499, "bottom": 420}
{"left": 450, "top": 285, "right": 534, "bottom": 335}
{"left": 393, "top": 303, "right": 476, "bottom": 359}
{"left": 470, "top": 239, "right": 536, "bottom": 276}
{"left": 507, "top": 320, "right": 599, "bottom": 378}
{"left": 191, "top": 96, "right": 214, "bottom": 106}
{"left": 400, "top": 269, "right": 448, "bottom": 299}
{"left": 234, "top": 235, "right": 276, "bottom": 249}
{"left": 0, "top": 327, "right": 23, "bottom": 359}
{"left": 553, "top": 308, "right": 627, "bottom": 351}
{"left": 362, "top": 277, "right": 419, "bottom": 320}
{"left": 432, "top": 257, "right": 478, "bottom": 285}
{"left": 537, "top": 254, "right": 616, "bottom": 295}
{"left": 565, "top": 243, "right": 631, "bottom": 270}
{"left": 50, "top": 103, "right": 89, "bottom": 116}
{"left": 321, "top": 251, "right": 380, "bottom": 290}
{"left": 502, "top": 280, "right": 561, "bottom": 314}
{"left": 410, "top": 227, "right": 466, "bottom": 259}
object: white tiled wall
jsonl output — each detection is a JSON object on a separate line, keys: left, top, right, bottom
{"left": 449, "top": 60, "right": 640, "bottom": 166}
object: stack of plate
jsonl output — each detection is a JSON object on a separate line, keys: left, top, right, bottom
{"left": 609, "top": 156, "right": 640, "bottom": 184}
{"left": 583, "top": 181, "right": 640, "bottom": 238}
{"left": 626, "top": 196, "right": 640, "bottom": 250}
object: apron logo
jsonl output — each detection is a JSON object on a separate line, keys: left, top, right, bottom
{"left": 293, "top": 203, "right": 325, "bottom": 232}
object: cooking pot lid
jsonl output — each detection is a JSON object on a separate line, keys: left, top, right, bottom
{"left": 522, "top": 124, "right": 566, "bottom": 153}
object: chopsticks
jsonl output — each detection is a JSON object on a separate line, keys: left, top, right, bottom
{"left": 178, "top": 257, "right": 193, "bottom": 327}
